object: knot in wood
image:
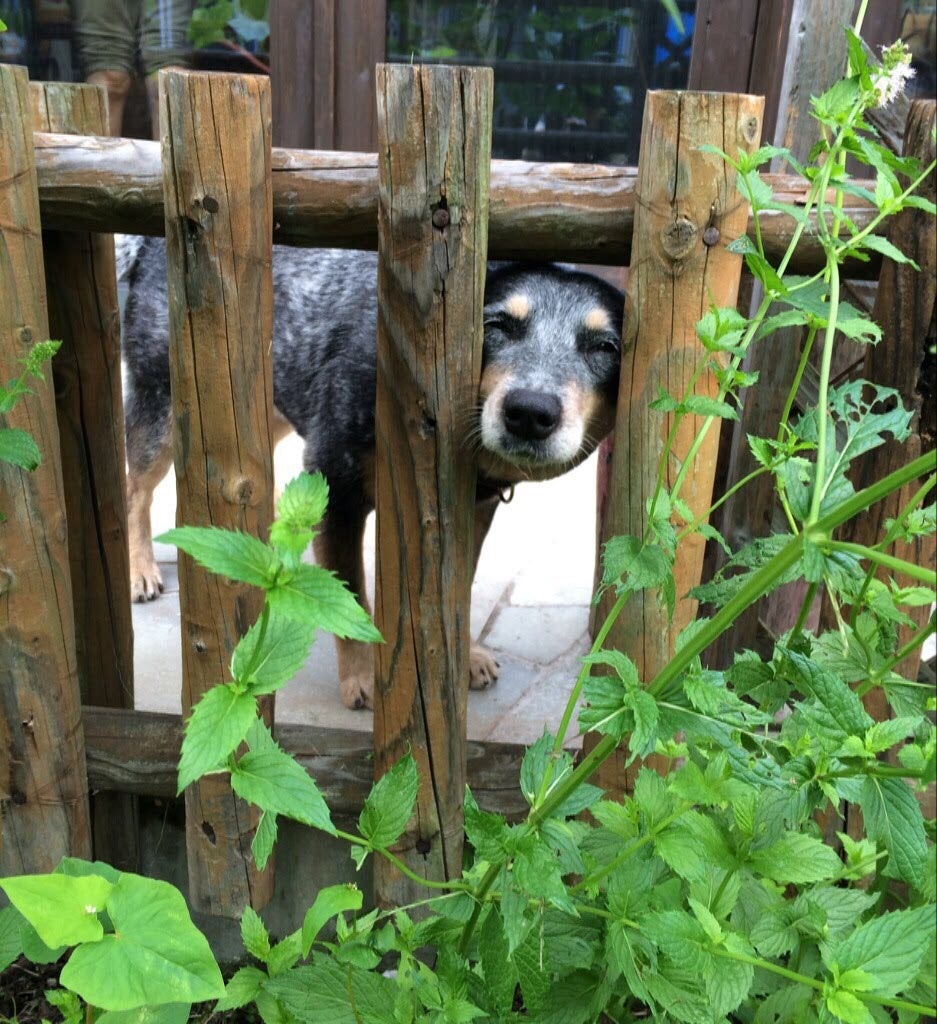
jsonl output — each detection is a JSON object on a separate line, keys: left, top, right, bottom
{"left": 415, "top": 836, "right": 432, "bottom": 855}
{"left": 224, "top": 475, "right": 255, "bottom": 506}
{"left": 740, "top": 114, "right": 760, "bottom": 146}
{"left": 0, "top": 567, "right": 13, "bottom": 596}
{"left": 11, "top": 791, "right": 26, "bottom": 805}
{"left": 660, "top": 217, "right": 698, "bottom": 261}
{"left": 193, "top": 638, "right": 208, "bottom": 654}
{"left": 18, "top": 326, "right": 32, "bottom": 344}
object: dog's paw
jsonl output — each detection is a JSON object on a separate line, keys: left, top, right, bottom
{"left": 470, "top": 644, "right": 500, "bottom": 690}
{"left": 130, "top": 557, "right": 164, "bottom": 602}
{"left": 340, "top": 672, "right": 374, "bottom": 711}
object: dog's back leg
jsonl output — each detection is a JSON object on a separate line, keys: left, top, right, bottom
{"left": 125, "top": 381, "right": 173, "bottom": 601}
{"left": 312, "top": 500, "right": 373, "bottom": 710}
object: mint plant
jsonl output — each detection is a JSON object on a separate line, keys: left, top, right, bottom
{"left": 1, "top": 15, "right": 935, "bottom": 1024}
{"left": 0, "top": 339, "right": 61, "bottom": 474}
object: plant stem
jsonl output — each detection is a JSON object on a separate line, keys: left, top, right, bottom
{"left": 806, "top": 258, "right": 840, "bottom": 525}
{"left": 334, "top": 829, "right": 466, "bottom": 892}
{"left": 827, "top": 540, "right": 937, "bottom": 585}
{"left": 238, "top": 600, "right": 271, "bottom": 688}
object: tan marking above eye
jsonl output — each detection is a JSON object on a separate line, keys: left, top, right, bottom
{"left": 503, "top": 293, "right": 530, "bottom": 320}
{"left": 584, "top": 307, "right": 611, "bottom": 332}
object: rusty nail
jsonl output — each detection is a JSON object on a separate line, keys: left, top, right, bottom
{"left": 702, "top": 225, "right": 721, "bottom": 247}
{"left": 203, "top": 195, "right": 219, "bottom": 213}
{"left": 432, "top": 208, "right": 450, "bottom": 229}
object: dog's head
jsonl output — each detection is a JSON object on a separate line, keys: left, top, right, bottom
{"left": 476, "top": 264, "right": 626, "bottom": 484}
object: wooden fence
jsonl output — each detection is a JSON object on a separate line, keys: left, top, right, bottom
{"left": 1, "top": 61, "right": 931, "bottom": 918}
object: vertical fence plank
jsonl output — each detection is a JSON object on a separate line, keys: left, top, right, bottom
{"left": 0, "top": 64, "right": 92, "bottom": 871}
{"left": 843, "top": 99, "right": 937, "bottom": 705}
{"left": 589, "top": 91, "right": 763, "bottom": 796}
{"left": 29, "top": 80, "right": 139, "bottom": 872}
{"left": 160, "top": 69, "right": 276, "bottom": 916}
{"left": 373, "top": 63, "right": 492, "bottom": 906}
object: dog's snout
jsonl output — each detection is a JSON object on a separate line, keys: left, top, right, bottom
{"left": 502, "top": 389, "right": 562, "bottom": 441}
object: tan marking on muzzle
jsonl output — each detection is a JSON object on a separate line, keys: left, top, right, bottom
{"left": 479, "top": 363, "right": 512, "bottom": 401}
{"left": 569, "top": 380, "right": 616, "bottom": 453}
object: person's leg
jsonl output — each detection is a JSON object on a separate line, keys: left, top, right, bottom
{"left": 140, "top": 0, "right": 194, "bottom": 139}
{"left": 72, "top": 0, "right": 139, "bottom": 135}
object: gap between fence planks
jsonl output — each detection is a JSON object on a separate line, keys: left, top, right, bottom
{"left": 0, "top": 64, "right": 92, "bottom": 872}
{"left": 588, "top": 91, "right": 763, "bottom": 797}
{"left": 29, "top": 80, "right": 139, "bottom": 873}
{"left": 372, "top": 63, "right": 492, "bottom": 907}
{"left": 159, "top": 69, "right": 276, "bottom": 917}
{"left": 30, "top": 131, "right": 882, "bottom": 277}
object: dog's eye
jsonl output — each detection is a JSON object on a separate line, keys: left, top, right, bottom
{"left": 484, "top": 314, "right": 526, "bottom": 338}
{"left": 582, "top": 334, "right": 619, "bottom": 357}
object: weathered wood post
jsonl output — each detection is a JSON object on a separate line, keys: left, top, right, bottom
{"left": 842, "top": 99, "right": 937, "bottom": 708}
{"left": 160, "top": 69, "right": 276, "bottom": 916}
{"left": 29, "top": 81, "right": 138, "bottom": 872}
{"left": 372, "top": 63, "right": 492, "bottom": 906}
{"left": 589, "top": 91, "right": 763, "bottom": 795}
{"left": 0, "top": 64, "right": 92, "bottom": 871}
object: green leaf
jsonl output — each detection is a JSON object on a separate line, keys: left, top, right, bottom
{"left": 825, "top": 906, "right": 936, "bottom": 997}
{"left": 97, "top": 1005, "right": 190, "bottom": 1024}
{"left": 231, "top": 611, "right": 314, "bottom": 695}
{"left": 825, "top": 988, "right": 874, "bottom": 1024}
{"left": 747, "top": 833, "right": 842, "bottom": 883}
{"left": 156, "top": 527, "right": 278, "bottom": 588}
{"left": 0, "top": 906, "right": 23, "bottom": 973}
{"left": 479, "top": 908, "right": 518, "bottom": 1017}
{"left": 54, "top": 858, "right": 121, "bottom": 885}
{"left": 177, "top": 684, "right": 258, "bottom": 792}
{"left": 269, "top": 472, "right": 329, "bottom": 560}
{"left": 0, "top": 873, "right": 113, "bottom": 948}
{"left": 601, "top": 535, "right": 674, "bottom": 617}
{"left": 215, "top": 966, "right": 267, "bottom": 1011}
{"left": 859, "top": 776, "right": 927, "bottom": 889}
{"left": 358, "top": 753, "right": 418, "bottom": 850}
{"left": 267, "top": 563, "right": 382, "bottom": 642}
{"left": 231, "top": 745, "right": 335, "bottom": 834}
{"left": 0, "top": 427, "right": 41, "bottom": 470}
{"left": 858, "top": 233, "right": 919, "bottom": 269}
{"left": 60, "top": 873, "right": 224, "bottom": 1010}
{"left": 252, "top": 810, "right": 278, "bottom": 871}
{"left": 46, "top": 988, "right": 83, "bottom": 1024}
{"left": 241, "top": 905, "right": 271, "bottom": 961}
{"left": 263, "top": 960, "right": 394, "bottom": 1024}
{"left": 301, "top": 884, "right": 363, "bottom": 955}
{"left": 745, "top": 251, "right": 787, "bottom": 295}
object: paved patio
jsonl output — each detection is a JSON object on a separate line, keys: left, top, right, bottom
{"left": 133, "top": 433, "right": 598, "bottom": 746}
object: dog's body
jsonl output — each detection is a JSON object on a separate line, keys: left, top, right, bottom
{"left": 119, "top": 237, "right": 625, "bottom": 708}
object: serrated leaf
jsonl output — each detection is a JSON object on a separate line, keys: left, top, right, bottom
{"left": 231, "top": 745, "right": 335, "bottom": 834}
{"left": 301, "top": 884, "right": 363, "bottom": 955}
{"left": 263, "top": 960, "right": 394, "bottom": 1024}
{"left": 156, "top": 527, "right": 278, "bottom": 587}
{"left": 748, "top": 833, "right": 842, "bottom": 883}
{"left": 479, "top": 909, "right": 518, "bottom": 1017}
{"left": 359, "top": 754, "right": 418, "bottom": 849}
{"left": 231, "top": 611, "right": 314, "bottom": 695}
{"left": 241, "top": 905, "right": 270, "bottom": 961}
{"left": 215, "top": 966, "right": 267, "bottom": 1011}
{"left": 825, "top": 987, "right": 874, "bottom": 1024}
{"left": 252, "top": 811, "right": 278, "bottom": 871}
{"left": 859, "top": 776, "right": 927, "bottom": 889}
{"left": 0, "top": 426, "right": 41, "bottom": 470}
{"left": 0, "top": 873, "right": 113, "bottom": 948}
{"left": 267, "top": 563, "right": 382, "bottom": 642}
{"left": 858, "top": 233, "right": 919, "bottom": 269}
{"left": 60, "top": 874, "right": 223, "bottom": 1010}
{"left": 96, "top": 1004, "right": 190, "bottom": 1024}
{"left": 177, "top": 684, "right": 258, "bottom": 792}
{"left": 825, "top": 906, "right": 936, "bottom": 997}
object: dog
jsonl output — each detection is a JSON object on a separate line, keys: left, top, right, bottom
{"left": 118, "top": 237, "right": 625, "bottom": 709}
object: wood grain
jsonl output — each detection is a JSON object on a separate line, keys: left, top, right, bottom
{"left": 81, "top": 708, "right": 531, "bottom": 820}
{"left": 30, "top": 131, "right": 882, "bottom": 275}
{"left": 373, "top": 64, "right": 492, "bottom": 906}
{"left": 0, "top": 64, "right": 91, "bottom": 872}
{"left": 589, "top": 91, "right": 763, "bottom": 797}
{"left": 159, "top": 69, "right": 276, "bottom": 916}
{"left": 29, "top": 80, "right": 139, "bottom": 873}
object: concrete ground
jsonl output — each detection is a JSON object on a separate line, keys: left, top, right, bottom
{"left": 133, "top": 433, "right": 598, "bottom": 747}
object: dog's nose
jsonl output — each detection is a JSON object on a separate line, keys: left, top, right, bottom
{"left": 502, "top": 389, "right": 562, "bottom": 441}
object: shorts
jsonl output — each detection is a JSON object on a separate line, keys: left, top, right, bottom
{"left": 73, "top": 0, "right": 194, "bottom": 76}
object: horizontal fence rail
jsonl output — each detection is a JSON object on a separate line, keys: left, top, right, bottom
{"left": 32, "top": 130, "right": 882, "bottom": 275}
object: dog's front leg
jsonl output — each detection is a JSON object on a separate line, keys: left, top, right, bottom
{"left": 313, "top": 505, "right": 374, "bottom": 710}
{"left": 470, "top": 494, "right": 501, "bottom": 690}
